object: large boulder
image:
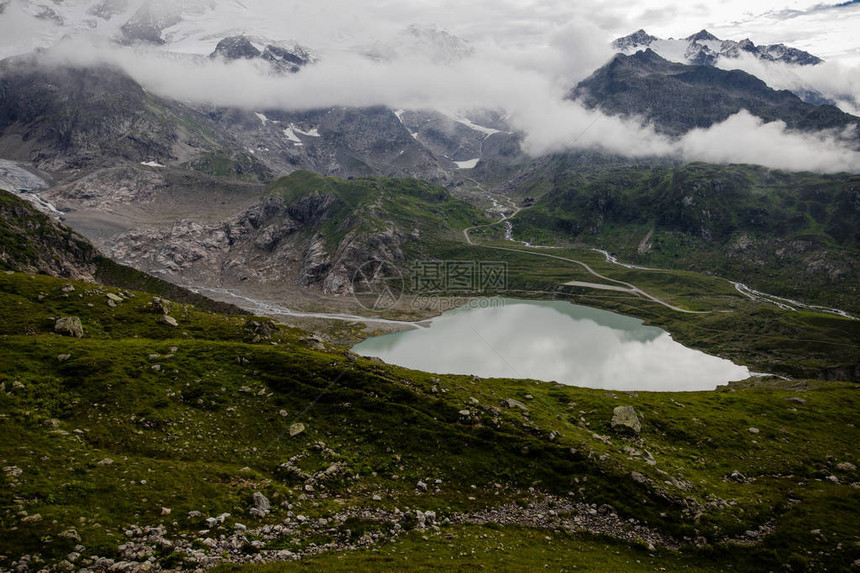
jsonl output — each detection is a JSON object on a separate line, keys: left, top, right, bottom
{"left": 54, "top": 317, "right": 83, "bottom": 338}
{"left": 249, "top": 492, "right": 270, "bottom": 518}
{"left": 611, "top": 405, "right": 642, "bottom": 435}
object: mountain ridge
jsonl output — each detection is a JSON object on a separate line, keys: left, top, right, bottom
{"left": 613, "top": 28, "right": 823, "bottom": 67}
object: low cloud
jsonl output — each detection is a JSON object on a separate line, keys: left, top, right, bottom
{"left": 678, "top": 110, "right": 860, "bottom": 172}
{"left": 717, "top": 53, "right": 860, "bottom": 116}
{"left": 33, "top": 30, "right": 860, "bottom": 174}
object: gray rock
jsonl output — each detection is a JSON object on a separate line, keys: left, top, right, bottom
{"left": 630, "top": 471, "right": 647, "bottom": 484}
{"left": 54, "top": 316, "right": 83, "bottom": 338}
{"left": 610, "top": 406, "right": 641, "bottom": 435}
{"left": 836, "top": 462, "right": 856, "bottom": 471}
{"left": 150, "top": 297, "right": 169, "bottom": 315}
{"left": 289, "top": 423, "right": 306, "bottom": 437}
{"left": 249, "top": 492, "right": 270, "bottom": 517}
{"left": 160, "top": 315, "right": 178, "bottom": 327}
{"left": 500, "top": 398, "right": 529, "bottom": 411}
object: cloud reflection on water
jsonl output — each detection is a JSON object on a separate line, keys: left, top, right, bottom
{"left": 353, "top": 300, "right": 750, "bottom": 391}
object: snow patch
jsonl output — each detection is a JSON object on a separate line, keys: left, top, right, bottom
{"left": 451, "top": 114, "right": 501, "bottom": 137}
{"left": 292, "top": 125, "right": 320, "bottom": 137}
{"left": 255, "top": 112, "right": 269, "bottom": 126}
{"left": 393, "top": 109, "right": 419, "bottom": 140}
{"left": 141, "top": 161, "right": 164, "bottom": 167}
{"left": 283, "top": 125, "right": 304, "bottom": 146}
{"left": 455, "top": 158, "right": 480, "bottom": 169}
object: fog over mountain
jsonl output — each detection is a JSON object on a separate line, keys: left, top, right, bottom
{"left": 2, "top": 0, "right": 859, "bottom": 173}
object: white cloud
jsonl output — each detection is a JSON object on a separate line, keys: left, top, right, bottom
{"left": 353, "top": 301, "right": 750, "bottom": 391}
{"left": 5, "top": 0, "right": 858, "bottom": 174}
{"left": 678, "top": 110, "right": 860, "bottom": 173}
{"left": 716, "top": 54, "right": 860, "bottom": 116}
{"left": 36, "top": 31, "right": 860, "bottom": 174}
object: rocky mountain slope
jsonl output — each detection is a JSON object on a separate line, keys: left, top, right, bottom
{"left": 613, "top": 29, "right": 823, "bottom": 67}
{"left": 104, "top": 170, "right": 485, "bottom": 295}
{"left": 570, "top": 49, "right": 860, "bottom": 137}
{"left": 0, "top": 186, "right": 245, "bottom": 314}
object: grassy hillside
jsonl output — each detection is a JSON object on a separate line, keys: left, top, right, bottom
{"left": 507, "top": 161, "right": 860, "bottom": 312}
{"left": 0, "top": 270, "right": 857, "bottom": 571}
{"left": 268, "top": 170, "right": 484, "bottom": 246}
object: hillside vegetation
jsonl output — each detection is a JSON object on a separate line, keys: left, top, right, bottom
{"left": 508, "top": 161, "right": 860, "bottom": 312}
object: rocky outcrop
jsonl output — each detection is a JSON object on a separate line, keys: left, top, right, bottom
{"left": 610, "top": 406, "right": 641, "bottom": 436}
{"left": 0, "top": 190, "right": 98, "bottom": 281}
{"left": 210, "top": 35, "right": 313, "bottom": 74}
{"left": 105, "top": 183, "right": 408, "bottom": 296}
{"left": 54, "top": 316, "right": 83, "bottom": 338}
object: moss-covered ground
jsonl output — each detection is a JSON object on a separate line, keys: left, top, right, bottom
{"left": 0, "top": 271, "right": 857, "bottom": 571}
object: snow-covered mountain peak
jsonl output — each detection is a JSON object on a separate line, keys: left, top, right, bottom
{"left": 612, "top": 29, "right": 823, "bottom": 67}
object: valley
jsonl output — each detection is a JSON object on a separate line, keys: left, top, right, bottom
{"left": 1, "top": 3, "right": 859, "bottom": 571}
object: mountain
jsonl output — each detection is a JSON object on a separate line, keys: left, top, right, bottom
{"left": 0, "top": 186, "right": 246, "bottom": 313}
{"left": 508, "top": 159, "right": 860, "bottom": 311}
{"left": 209, "top": 35, "right": 313, "bottom": 74}
{"left": 613, "top": 28, "right": 823, "bottom": 67}
{"left": 103, "top": 170, "right": 486, "bottom": 296}
{"left": 570, "top": 49, "right": 860, "bottom": 137}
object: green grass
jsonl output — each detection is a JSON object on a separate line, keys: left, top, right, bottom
{"left": 215, "top": 525, "right": 721, "bottom": 572}
{"left": 266, "top": 171, "right": 488, "bottom": 250}
{"left": 506, "top": 161, "right": 860, "bottom": 312}
{"left": 0, "top": 271, "right": 858, "bottom": 571}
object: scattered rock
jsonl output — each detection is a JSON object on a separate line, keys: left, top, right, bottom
{"left": 54, "top": 316, "right": 83, "bottom": 338}
{"left": 150, "top": 297, "right": 169, "bottom": 315}
{"left": 836, "top": 462, "right": 856, "bottom": 471}
{"left": 21, "top": 514, "right": 43, "bottom": 524}
{"left": 61, "top": 284, "right": 75, "bottom": 293}
{"left": 160, "top": 315, "right": 178, "bottom": 327}
{"left": 610, "top": 406, "right": 641, "bottom": 435}
{"left": 630, "top": 472, "right": 647, "bottom": 484}
{"left": 748, "top": 427, "right": 760, "bottom": 434}
{"left": 97, "top": 458, "right": 114, "bottom": 466}
{"left": 289, "top": 423, "right": 306, "bottom": 437}
{"left": 500, "top": 398, "right": 529, "bottom": 411}
{"left": 416, "top": 480, "right": 428, "bottom": 492}
{"left": 245, "top": 320, "right": 277, "bottom": 341}
{"left": 161, "top": 507, "right": 171, "bottom": 516}
{"left": 58, "top": 529, "right": 81, "bottom": 542}
{"left": 785, "top": 397, "right": 806, "bottom": 405}
{"left": 249, "top": 492, "right": 271, "bottom": 518}
{"left": 106, "top": 293, "right": 123, "bottom": 303}
{"left": 56, "top": 354, "right": 71, "bottom": 362}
